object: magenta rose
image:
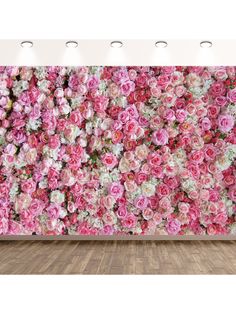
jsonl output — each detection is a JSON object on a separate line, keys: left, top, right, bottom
{"left": 152, "top": 129, "right": 169, "bottom": 146}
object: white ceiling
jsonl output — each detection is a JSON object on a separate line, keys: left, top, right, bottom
{"left": 0, "top": 0, "right": 235, "bottom": 39}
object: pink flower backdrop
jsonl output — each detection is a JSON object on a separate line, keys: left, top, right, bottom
{"left": 0, "top": 66, "right": 236, "bottom": 236}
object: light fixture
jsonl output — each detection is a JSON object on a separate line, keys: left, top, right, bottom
{"left": 155, "top": 41, "right": 168, "bottom": 48}
{"left": 20, "top": 41, "right": 33, "bottom": 48}
{"left": 110, "top": 41, "right": 123, "bottom": 48}
{"left": 200, "top": 41, "right": 212, "bottom": 48}
{"left": 65, "top": 41, "right": 78, "bottom": 48}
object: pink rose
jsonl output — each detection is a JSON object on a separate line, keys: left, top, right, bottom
{"left": 166, "top": 219, "right": 181, "bottom": 235}
{"left": 120, "top": 81, "right": 135, "bottom": 96}
{"left": 46, "top": 204, "right": 61, "bottom": 219}
{"left": 68, "top": 74, "right": 80, "bottom": 91}
{"left": 214, "top": 212, "right": 228, "bottom": 226}
{"left": 147, "top": 152, "right": 162, "bottom": 167}
{"left": 134, "top": 195, "right": 148, "bottom": 210}
{"left": 201, "top": 117, "right": 212, "bottom": 131}
{"left": 204, "top": 145, "right": 216, "bottom": 161}
{"left": 218, "top": 114, "right": 234, "bottom": 132}
{"left": 189, "top": 150, "right": 204, "bottom": 164}
{"left": 108, "top": 182, "right": 124, "bottom": 199}
{"left": 101, "top": 153, "right": 118, "bottom": 169}
{"left": 21, "top": 179, "right": 36, "bottom": 194}
{"left": 176, "top": 109, "right": 187, "bottom": 123}
{"left": 215, "top": 96, "right": 228, "bottom": 107}
{"left": 48, "top": 134, "right": 60, "bottom": 149}
{"left": 124, "top": 119, "right": 138, "bottom": 135}
{"left": 152, "top": 129, "right": 169, "bottom": 146}
{"left": 116, "top": 206, "right": 127, "bottom": 218}
{"left": 157, "top": 183, "right": 170, "bottom": 198}
{"left": 210, "top": 81, "right": 226, "bottom": 98}
{"left": 228, "top": 185, "right": 236, "bottom": 202}
{"left": 121, "top": 213, "right": 137, "bottom": 229}
{"left": 87, "top": 75, "right": 99, "bottom": 90}
{"left": 227, "top": 87, "right": 236, "bottom": 103}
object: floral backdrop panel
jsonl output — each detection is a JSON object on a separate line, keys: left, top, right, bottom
{"left": 0, "top": 66, "right": 236, "bottom": 236}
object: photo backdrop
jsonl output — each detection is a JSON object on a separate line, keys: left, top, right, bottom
{"left": 0, "top": 66, "right": 236, "bottom": 236}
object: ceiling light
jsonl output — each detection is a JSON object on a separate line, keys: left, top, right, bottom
{"left": 155, "top": 41, "right": 168, "bottom": 48}
{"left": 110, "top": 41, "right": 123, "bottom": 48}
{"left": 200, "top": 41, "right": 212, "bottom": 48}
{"left": 65, "top": 41, "right": 78, "bottom": 48}
{"left": 20, "top": 41, "right": 33, "bottom": 48}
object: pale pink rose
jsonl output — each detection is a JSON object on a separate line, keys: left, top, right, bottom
{"left": 176, "top": 109, "right": 187, "bottom": 123}
{"left": 101, "top": 195, "right": 115, "bottom": 210}
{"left": 113, "top": 68, "right": 129, "bottom": 84}
{"left": 218, "top": 114, "right": 234, "bottom": 132}
{"left": 46, "top": 204, "right": 61, "bottom": 219}
{"left": 142, "top": 208, "right": 154, "bottom": 220}
{"left": 153, "top": 212, "right": 162, "bottom": 225}
{"left": 214, "top": 212, "right": 228, "bottom": 225}
{"left": 118, "top": 111, "right": 130, "bottom": 124}
{"left": 178, "top": 202, "right": 190, "bottom": 214}
{"left": 150, "top": 86, "right": 161, "bottom": 98}
{"left": 108, "top": 182, "right": 124, "bottom": 199}
{"left": 201, "top": 117, "right": 212, "bottom": 131}
{"left": 207, "top": 224, "right": 217, "bottom": 235}
{"left": 134, "top": 195, "right": 148, "bottom": 210}
{"left": 152, "top": 129, "right": 169, "bottom": 146}
{"left": 121, "top": 213, "right": 137, "bottom": 229}
{"left": 175, "top": 85, "right": 186, "bottom": 97}
{"left": 200, "top": 189, "right": 210, "bottom": 201}
{"left": 163, "top": 109, "right": 175, "bottom": 122}
{"left": 120, "top": 80, "right": 135, "bottom": 96}
{"left": 87, "top": 75, "right": 99, "bottom": 90}
{"left": 227, "top": 87, "right": 236, "bottom": 103}
{"left": 61, "top": 169, "right": 76, "bottom": 187}
{"left": 68, "top": 74, "right": 80, "bottom": 91}
{"left": 101, "top": 152, "right": 118, "bottom": 169}
{"left": 166, "top": 219, "right": 181, "bottom": 235}
{"left": 21, "top": 179, "right": 36, "bottom": 194}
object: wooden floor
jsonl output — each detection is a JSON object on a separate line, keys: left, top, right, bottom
{"left": 0, "top": 240, "right": 235, "bottom": 274}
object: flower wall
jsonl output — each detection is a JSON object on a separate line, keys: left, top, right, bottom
{"left": 0, "top": 66, "right": 236, "bottom": 236}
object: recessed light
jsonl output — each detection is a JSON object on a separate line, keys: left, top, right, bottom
{"left": 20, "top": 41, "right": 33, "bottom": 48}
{"left": 200, "top": 41, "right": 212, "bottom": 48}
{"left": 110, "top": 41, "right": 123, "bottom": 48}
{"left": 65, "top": 41, "right": 78, "bottom": 48}
{"left": 155, "top": 41, "right": 168, "bottom": 48}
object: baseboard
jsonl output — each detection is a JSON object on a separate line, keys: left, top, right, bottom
{"left": 0, "top": 235, "right": 236, "bottom": 240}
